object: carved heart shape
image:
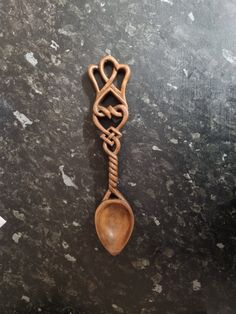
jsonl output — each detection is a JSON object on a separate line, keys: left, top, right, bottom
{"left": 93, "top": 103, "right": 128, "bottom": 138}
{"left": 95, "top": 199, "right": 134, "bottom": 256}
{"left": 99, "top": 55, "right": 131, "bottom": 95}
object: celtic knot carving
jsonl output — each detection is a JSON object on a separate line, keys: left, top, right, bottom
{"left": 88, "top": 55, "right": 131, "bottom": 200}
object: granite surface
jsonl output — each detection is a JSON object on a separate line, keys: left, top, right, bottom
{"left": 0, "top": 0, "right": 236, "bottom": 313}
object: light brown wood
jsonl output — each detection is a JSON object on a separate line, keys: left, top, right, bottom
{"left": 95, "top": 199, "right": 134, "bottom": 256}
{"left": 88, "top": 55, "right": 134, "bottom": 255}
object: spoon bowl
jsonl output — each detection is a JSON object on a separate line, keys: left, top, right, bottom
{"left": 95, "top": 199, "right": 134, "bottom": 256}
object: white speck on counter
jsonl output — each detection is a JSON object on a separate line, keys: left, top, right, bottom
{"left": 163, "top": 247, "right": 174, "bottom": 258}
{"left": 222, "top": 153, "right": 227, "bottom": 161}
{"left": 59, "top": 165, "right": 78, "bottom": 190}
{"left": 24, "top": 52, "right": 38, "bottom": 66}
{"left": 50, "top": 40, "right": 59, "bottom": 51}
{"left": 112, "top": 304, "right": 124, "bottom": 313}
{"left": 128, "top": 182, "right": 136, "bottom": 187}
{"left": 183, "top": 68, "right": 188, "bottom": 77}
{"left": 216, "top": 243, "right": 224, "bottom": 249}
{"left": 125, "top": 23, "right": 136, "bottom": 37}
{"left": 58, "top": 28, "right": 76, "bottom": 37}
{"left": 12, "top": 232, "right": 22, "bottom": 243}
{"left": 152, "top": 145, "right": 162, "bottom": 151}
{"left": 0, "top": 216, "right": 6, "bottom": 228}
{"left": 13, "top": 210, "right": 25, "bottom": 221}
{"left": 157, "top": 111, "right": 167, "bottom": 121}
{"left": 72, "top": 221, "right": 80, "bottom": 227}
{"left": 128, "top": 58, "right": 135, "bottom": 65}
{"left": 210, "top": 194, "right": 216, "bottom": 201}
{"left": 152, "top": 283, "right": 163, "bottom": 294}
{"left": 191, "top": 132, "right": 201, "bottom": 140}
{"left": 85, "top": 3, "right": 91, "bottom": 13}
{"left": 62, "top": 241, "right": 69, "bottom": 249}
{"left": 64, "top": 254, "right": 76, "bottom": 262}
{"left": 141, "top": 93, "right": 150, "bottom": 104}
{"left": 105, "top": 48, "right": 111, "bottom": 55}
{"left": 161, "top": 0, "right": 173, "bottom": 5}
{"left": 166, "top": 179, "right": 174, "bottom": 191}
{"left": 51, "top": 55, "right": 61, "bottom": 66}
{"left": 188, "top": 12, "right": 195, "bottom": 22}
{"left": 170, "top": 138, "right": 178, "bottom": 144}
{"left": 132, "top": 258, "right": 150, "bottom": 270}
{"left": 21, "top": 295, "right": 30, "bottom": 303}
{"left": 183, "top": 173, "right": 191, "bottom": 180}
{"left": 153, "top": 216, "right": 160, "bottom": 226}
{"left": 13, "top": 111, "right": 33, "bottom": 129}
{"left": 189, "top": 141, "right": 193, "bottom": 149}
{"left": 27, "top": 77, "right": 43, "bottom": 95}
{"left": 192, "top": 279, "right": 201, "bottom": 291}
{"left": 167, "top": 82, "right": 178, "bottom": 90}
{"left": 222, "top": 49, "right": 236, "bottom": 64}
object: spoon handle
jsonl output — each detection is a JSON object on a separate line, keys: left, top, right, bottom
{"left": 88, "top": 55, "right": 131, "bottom": 200}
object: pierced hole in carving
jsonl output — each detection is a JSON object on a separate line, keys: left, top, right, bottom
{"left": 93, "top": 69, "right": 104, "bottom": 90}
{"left": 107, "top": 138, "right": 119, "bottom": 152}
{"left": 100, "top": 91, "right": 121, "bottom": 107}
{"left": 112, "top": 69, "right": 126, "bottom": 90}
{"left": 109, "top": 193, "right": 119, "bottom": 199}
{"left": 99, "top": 115, "right": 123, "bottom": 130}
{"left": 103, "top": 60, "right": 114, "bottom": 79}
{"left": 111, "top": 116, "right": 122, "bottom": 125}
{"left": 103, "top": 61, "right": 126, "bottom": 90}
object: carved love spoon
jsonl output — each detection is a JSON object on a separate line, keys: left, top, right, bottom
{"left": 88, "top": 55, "right": 134, "bottom": 256}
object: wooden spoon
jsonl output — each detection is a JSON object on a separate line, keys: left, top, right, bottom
{"left": 88, "top": 55, "right": 134, "bottom": 255}
{"left": 95, "top": 199, "right": 134, "bottom": 256}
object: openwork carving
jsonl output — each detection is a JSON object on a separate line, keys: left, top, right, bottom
{"left": 88, "top": 55, "right": 131, "bottom": 200}
{"left": 88, "top": 55, "right": 134, "bottom": 256}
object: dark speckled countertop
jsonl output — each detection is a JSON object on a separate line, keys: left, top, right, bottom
{"left": 0, "top": 0, "right": 236, "bottom": 313}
